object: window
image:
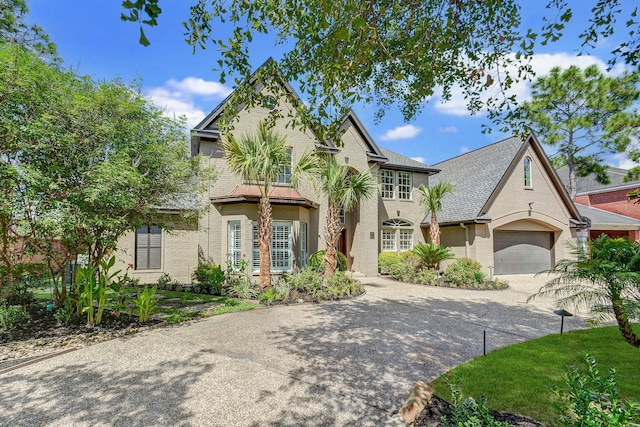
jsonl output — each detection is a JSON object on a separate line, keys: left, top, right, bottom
{"left": 228, "top": 221, "right": 242, "bottom": 267}
{"left": 252, "top": 221, "right": 293, "bottom": 272}
{"left": 263, "top": 96, "right": 277, "bottom": 110}
{"left": 399, "top": 230, "right": 414, "bottom": 251}
{"left": 524, "top": 157, "right": 532, "bottom": 187}
{"left": 381, "top": 219, "right": 414, "bottom": 252}
{"left": 338, "top": 207, "right": 345, "bottom": 224}
{"left": 300, "top": 223, "right": 307, "bottom": 268}
{"left": 398, "top": 172, "right": 412, "bottom": 200}
{"left": 276, "top": 148, "right": 292, "bottom": 184}
{"left": 135, "top": 225, "right": 161, "bottom": 270}
{"left": 382, "top": 230, "right": 396, "bottom": 251}
{"left": 381, "top": 170, "right": 395, "bottom": 198}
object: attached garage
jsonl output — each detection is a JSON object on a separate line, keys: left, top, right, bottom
{"left": 493, "top": 230, "right": 553, "bottom": 274}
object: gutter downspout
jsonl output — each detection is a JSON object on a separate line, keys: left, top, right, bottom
{"left": 460, "top": 223, "right": 469, "bottom": 258}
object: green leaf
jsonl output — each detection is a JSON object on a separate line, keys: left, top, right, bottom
{"left": 139, "top": 27, "right": 150, "bottom": 47}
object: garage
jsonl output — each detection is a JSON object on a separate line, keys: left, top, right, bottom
{"left": 494, "top": 230, "right": 553, "bottom": 274}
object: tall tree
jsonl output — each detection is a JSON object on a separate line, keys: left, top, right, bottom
{"left": 521, "top": 65, "right": 640, "bottom": 200}
{"left": 418, "top": 181, "right": 455, "bottom": 246}
{"left": 0, "top": 0, "right": 56, "bottom": 57}
{"left": 529, "top": 236, "right": 640, "bottom": 347}
{"left": 222, "top": 121, "right": 292, "bottom": 289}
{"left": 123, "top": 1, "right": 640, "bottom": 136}
{"left": 296, "top": 153, "right": 375, "bottom": 277}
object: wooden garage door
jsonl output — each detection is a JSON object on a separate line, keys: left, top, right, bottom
{"left": 494, "top": 231, "right": 552, "bottom": 275}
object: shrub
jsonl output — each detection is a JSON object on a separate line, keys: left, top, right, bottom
{"left": 325, "top": 272, "right": 365, "bottom": 299}
{"left": 226, "top": 276, "right": 259, "bottom": 299}
{"left": 554, "top": 354, "right": 640, "bottom": 427}
{"left": 378, "top": 252, "right": 402, "bottom": 275}
{"left": 282, "top": 268, "right": 323, "bottom": 294}
{"left": 308, "top": 250, "right": 347, "bottom": 273}
{"left": 443, "top": 258, "right": 485, "bottom": 287}
{"left": 53, "top": 297, "right": 76, "bottom": 325}
{"left": 157, "top": 273, "right": 174, "bottom": 289}
{"left": 411, "top": 243, "right": 455, "bottom": 269}
{"left": 5, "top": 280, "right": 36, "bottom": 306}
{"left": 0, "top": 304, "right": 28, "bottom": 331}
{"left": 443, "top": 376, "right": 509, "bottom": 427}
{"left": 258, "top": 288, "right": 282, "bottom": 305}
{"left": 416, "top": 268, "right": 440, "bottom": 285}
{"left": 192, "top": 263, "right": 225, "bottom": 295}
{"left": 388, "top": 259, "right": 418, "bottom": 283}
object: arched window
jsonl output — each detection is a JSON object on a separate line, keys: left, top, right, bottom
{"left": 524, "top": 157, "right": 532, "bottom": 187}
{"left": 381, "top": 219, "right": 414, "bottom": 251}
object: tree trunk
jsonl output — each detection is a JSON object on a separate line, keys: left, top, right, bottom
{"left": 258, "top": 196, "right": 272, "bottom": 289}
{"left": 612, "top": 299, "right": 640, "bottom": 347}
{"left": 324, "top": 203, "right": 342, "bottom": 279}
{"left": 430, "top": 212, "right": 440, "bottom": 246}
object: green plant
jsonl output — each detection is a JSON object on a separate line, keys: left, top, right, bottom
{"left": 157, "top": 273, "right": 173, "bottom": 288}
{"left": 378, "top": 252, "right": 402, "bottom": 275}
{"left": 308, "top": 250, "right": 347, "bottom": 273}
{"left": 0, "top": 304, "right": 28, "bottom": 331}
{"left": 192, "top": 263, "right": 225, "bottom": 295}
{"left": 417, "top": 268, "right": 440, "bottom": 285}
{"left": 443, "top": 258, "right": 485, "bottom": 287}
{"left": 109, "top": 279, "right": 130, "bottom": 317}
{"left": 134, "top": 285, "right": 159, "bottom": 322}
{"left": 5, "top": 279, "right": 36, "bottom": 306}
{"left": 410, "top": 243, "right": 455, "bottom": 269}
{"left": 443, "top": 376, "right": 510, "bottom": 427}
{"left": 554, "top": 354, "right": 640, "bottom": 427}
{"left": 226, "top": 276, "right": 259, "bottom": 299}
{"left": 258, "top": 287, "right": 282, "bottom": 305}
{"left": 53, "top": 297, "right": 76, "bottom": 325}
{"left": 282, "top": 268, "right": 323, "bottom": 294}
{"left": 325, "top": 271, "right": 365, "bottom": 299}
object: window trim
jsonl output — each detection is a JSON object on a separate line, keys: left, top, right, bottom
{"left": 300, "top": 223, "right": 307, "bottom": 268}
{"left": 228, "top": 221, "right": 242, "bottom": 268}
{"left": 135, "top": 225, "right": 162, "bottom": 270}
{"left": 276, "top": 147, "right": 293, "bottom": 184}
{"left": 397, "top": 171, "right": 412, "bottom": 200}
{"left": 252, "top": 221, "right": 293, "bottom": 273}
{"left": 524, "top": 156, "right": 532, "bottom": 187}
{"left": 380, "top": 169, "right": 395, "bottom": 199}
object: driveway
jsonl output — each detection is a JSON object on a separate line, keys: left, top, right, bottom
{"left": 0, "top": 275, "right": 587, "bottom": 426}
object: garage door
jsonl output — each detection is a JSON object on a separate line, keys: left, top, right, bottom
{"left": 494, "top": 231, "right": 552, "bottom": 274}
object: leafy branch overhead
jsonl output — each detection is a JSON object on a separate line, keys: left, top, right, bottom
{"left": 121, "top": 1, "right": 640, "bottom": 136}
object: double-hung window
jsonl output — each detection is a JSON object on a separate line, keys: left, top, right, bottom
{"left": 276, "top": 148, "right": 293, "bottom": 184}
{"left": 228, "top": 221, "right": 242, "bottom": 267}
{"left": 398, "top": 172, "right": 412, "bottom": 200}
{"left": 300, "top": 223, "right": 307, "bottom": 268}
{"left": 135, "top": 225, "right": 161, "bottom": 270}
{"left": 381, "top": 170, "right": 395, "bottom": 199}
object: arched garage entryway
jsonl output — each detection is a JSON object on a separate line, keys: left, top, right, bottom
{"left": 493, "top": 220, "right": 559, "bottom": 274}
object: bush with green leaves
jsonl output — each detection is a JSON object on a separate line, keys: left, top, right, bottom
{"left": 443, "top": 377, "right": 510, "bottom": 427}
{"left": 308, "top": 250, "right": 347, "bottom": 273}
{"left": 258, "top": 287, "right": 283, "bottom": 305}
{"left": 282, "top": 268, "right": 324, "bottom": 295}
{"left": 411, "top": 243, "right": 455, "bottom": 269}
{"left": 192, "top": 263, "right": 225, "bottom": 295}
{"left": 53, "top": 297, "right": 76, "bottom": 325}
{"left": 325, "top": 271, "right": 365, "bottom": 299}
{"left": 226, "top": 276, "right": 259, "bottom": 299}
{"left": 157, "top": 272, "right": 180, "bottom": 290}
{"left": 443, "top": 258, "right": 486, "bottom": 287}
{"left": 0, "top": 304, "right": 28, "bottom": 331}
{"left": 554, "top": 354, "right": 640, "bottom": 427}
{"left": 5, "top": 279, "right": 36, "bottom": 306}
{"left": 378, "top": 252, "right": 402, "bottom": 275}
{"left": 416, "top": 268, "right": 441, "bottom": 285}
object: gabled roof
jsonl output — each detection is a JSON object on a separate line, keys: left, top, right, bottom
{"left": 557, "top": 165, "right": 640, "bottom": 195}
{"left": 340, "top": 110, "right": 387, "bottom": 163}
{"left": 425, "top": 133, "right": 582, "bottom": 225}
{"left": 576, "top": 204, "right": 640, "bottom": 230}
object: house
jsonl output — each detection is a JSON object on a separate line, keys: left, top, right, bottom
{"left": 427, "top": 134, "right": 588, "bottom": 275}
{"left": 557, "top": 166, "right": 640, "bottom": 240}
{"left": 114, "top": 73, "right": 438, "bottom": 283}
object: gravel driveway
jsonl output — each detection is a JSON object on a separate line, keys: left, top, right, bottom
{"left": 0, "top": 274, "right": 587, "bottom": 426}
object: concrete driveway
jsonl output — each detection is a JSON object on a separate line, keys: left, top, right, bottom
{"left": 0, "top": 274, "right": 587, "bottom": 426}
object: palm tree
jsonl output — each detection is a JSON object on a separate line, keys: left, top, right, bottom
{"left": 529, "top": 235, "right": 640, "bottom": 347}
{"left": 222, "top": 121, "right": 291, "bottom": 289}
{"left": 418, "top": 180, "right": 455, "bottom": 246}
{"left": 297, "top": 153, "right": 375, "bottom": 277}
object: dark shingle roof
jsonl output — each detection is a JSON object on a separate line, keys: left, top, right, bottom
{"left": 557, "top": 166, "right": 640, "bottom": 194}
{"left": 425, "top": 136, "right": 526, "bottom": 224}
{"left": 576, "top": 204, "right": 640, "bottom": 227}
{"left": 379, "top": 147, "right": 439, "bottom": 174}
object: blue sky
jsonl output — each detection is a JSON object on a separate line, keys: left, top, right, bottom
{"left": 28, "top": 1, "right": 638, "bottom": 167}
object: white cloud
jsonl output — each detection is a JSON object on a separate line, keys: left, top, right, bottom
{"left": 459, "top": 146, "right": 470, "bottom": 154}
{"left": 411, "top": 156, "right": 427, "bottom": 164}
{"left": 438, "top": 126, "right": 458, "bottom": 134}
{"left": 610, "top": 138, "right": 640, "bottom": 170}
{"left": 433, "top": 52, "right": 630, "bottom": 116}
{"left": 379, "top": 124, "right": 422, "bottom": 141}
{"left": 144, "top": 77, "right": 232, "bottom": 128}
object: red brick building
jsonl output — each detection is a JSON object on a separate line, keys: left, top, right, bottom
{"left": 558, "top": 166, "right": 640, "bottom": 241}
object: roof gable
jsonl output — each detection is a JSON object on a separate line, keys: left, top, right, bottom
{"left": 428, "top": 133, "right": 582, "bottom": 224}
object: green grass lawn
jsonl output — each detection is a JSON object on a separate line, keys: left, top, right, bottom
{"left": 431, "top": 325, "right": 640, "bottom": 426}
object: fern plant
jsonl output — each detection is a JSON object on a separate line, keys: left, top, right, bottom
{"left": 410, "top": 243, "right": 454, "bottom": 269}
